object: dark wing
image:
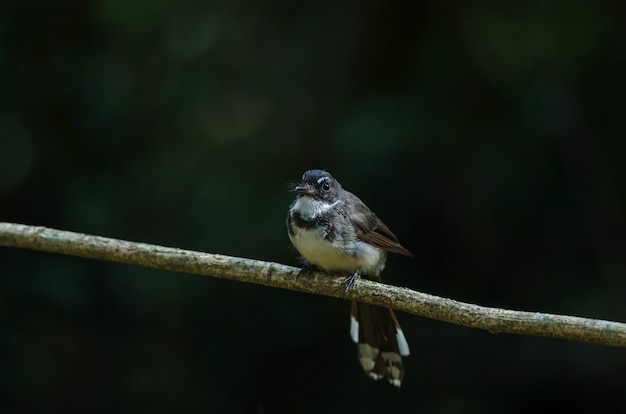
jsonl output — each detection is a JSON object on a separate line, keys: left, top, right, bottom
{"left": 346, "top": 191, "right": 413, "bottom": 257}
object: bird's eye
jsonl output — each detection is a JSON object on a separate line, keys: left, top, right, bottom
{"left": 321, "top": 182, "right": 330, "bottom": 191}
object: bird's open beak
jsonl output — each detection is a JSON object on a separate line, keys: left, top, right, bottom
{"left": 295, "top": 183, "right": 315, "bottom": 195}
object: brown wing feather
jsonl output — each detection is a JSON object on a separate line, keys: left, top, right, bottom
{"left": 346, "top": 192, "right": 413, "bottom": 257}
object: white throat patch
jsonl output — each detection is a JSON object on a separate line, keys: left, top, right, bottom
{"left": 291, "top": 196, "right": 341, "bottom": 220}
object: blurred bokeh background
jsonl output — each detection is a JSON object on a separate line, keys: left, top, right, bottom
{"left": 1, "top": 0, "right": 626, "bottom": 412}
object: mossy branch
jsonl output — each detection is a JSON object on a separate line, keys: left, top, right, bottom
{"left": 1, "top": 222, "right": 625, "bottom": 347}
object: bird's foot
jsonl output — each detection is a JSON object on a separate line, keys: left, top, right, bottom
{"left": 296, "top": 262, "right": 318, "bottom": 279}
{"left": 341, "top": 268, "right": 361, "bottom": 294}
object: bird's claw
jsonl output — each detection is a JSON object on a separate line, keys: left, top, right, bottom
{"left": 296, "top": 263, "right": 317, "bottom": 279}
{"left": 341, "top": 268, "right": 361, "bottom": 294}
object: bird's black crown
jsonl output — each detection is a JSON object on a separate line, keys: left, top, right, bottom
{"left": 295, "top": 169, "right": 342, "bottom": 202}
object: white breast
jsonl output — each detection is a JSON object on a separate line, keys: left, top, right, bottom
{"left": 289, "top": 225, "right": 385, "bottom": 276}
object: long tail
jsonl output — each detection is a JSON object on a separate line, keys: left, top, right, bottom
{"left": 350, "top": 301, "right": 410, "bottom": 387}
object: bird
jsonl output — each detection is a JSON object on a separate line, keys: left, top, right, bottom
{"left": 286, "top": 169, "right": 412, "bottom": 387}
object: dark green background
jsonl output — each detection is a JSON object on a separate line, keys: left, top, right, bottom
{"left": 2, "top": 0, "right": 625, "bottom": 412}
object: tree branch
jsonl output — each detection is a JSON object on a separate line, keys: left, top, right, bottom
{"left": 1, "top": 222, "right": 625, "bottom": 347}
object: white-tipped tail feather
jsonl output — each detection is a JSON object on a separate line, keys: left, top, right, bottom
{"left": 350, "top": 316, "right": 359, "bottom": 343}
{"left": 397, "top": 328, "right": 410, "bottom": 356}
{"left": 351, "top": 302, "right": 408, "bottom": 387}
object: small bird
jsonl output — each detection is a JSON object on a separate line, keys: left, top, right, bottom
{"left": 286, "top": 169, "right": 412, "bottom": 387}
